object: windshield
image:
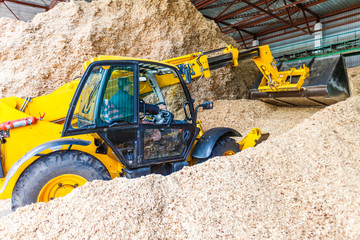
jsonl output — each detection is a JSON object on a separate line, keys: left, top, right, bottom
{"left": 77, "top": 66, "right": 103, "bottom": 127}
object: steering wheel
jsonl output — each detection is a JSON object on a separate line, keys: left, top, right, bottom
{"left": 139, "top": 99, "right": 146, "bottom": 119}
{"left": 155, "top": 101, "right": 165, "bottom": 106}
{"left": 154, "top": 110, "right": 174, "bottom": 125}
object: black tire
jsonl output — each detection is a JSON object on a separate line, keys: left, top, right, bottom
{"left": 196, "top": 136, "right": 240, "bottom": 164}
{"left": 210, "top": 136, "right": 240, "bottom": 158}
{"left": 11, "top": 150, "right": 111, "bottom": 211}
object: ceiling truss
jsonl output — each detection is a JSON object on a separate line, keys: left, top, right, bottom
{"left": 0, "top": 0, "right": 65, "bottom": 20}
{"left": 192, "top": 0, "right": 360, "bottom": 48}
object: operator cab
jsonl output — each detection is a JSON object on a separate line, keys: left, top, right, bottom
{"left": 63, "top": 60, "right": 198, "bottom": 174}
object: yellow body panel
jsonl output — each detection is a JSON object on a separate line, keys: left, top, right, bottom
{"left": 0, "top": 80, "right": 80, "bottom": 123}
{"left": 0, "top": 94, "right": 121, "bottom": 199}
{"left": 238, "top": 128, "right": 263, "bottom": 150}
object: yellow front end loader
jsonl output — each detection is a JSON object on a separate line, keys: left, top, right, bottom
{"left": 0, "top": 47, "right": 269, "bottom": 211}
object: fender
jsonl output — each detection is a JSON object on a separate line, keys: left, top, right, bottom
{"left": 0, "top": 138, "right": 91, "bottom": 198}
{"left": 192, "top": 127, "right": 241, "bottom": 159}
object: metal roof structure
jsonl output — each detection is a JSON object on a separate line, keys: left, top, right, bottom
{"left": 191, "top": 0, "right": 360, "bottom": 48}
{"left": 0, "top": 0, "right": 65, "bottom": 21}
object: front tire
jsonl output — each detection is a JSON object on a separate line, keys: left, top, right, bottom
{"left": 11, "top": 150, "right": 111, "bottom": 211}
{"left": 210, "top": 136, "right": 240, "bottom": 158}
{"left": 196, "top": 137, "right": 240, "bottom": 164}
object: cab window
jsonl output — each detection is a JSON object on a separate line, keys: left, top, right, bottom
{"left": 99, "top": 66, "right": 135, "bottom": 125}
{"left": 75, "top": 65, "right": 135, "bottom": 129}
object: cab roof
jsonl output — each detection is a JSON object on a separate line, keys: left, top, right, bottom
{"left": 83, "top": 55, "right": 178, "bottom": 71}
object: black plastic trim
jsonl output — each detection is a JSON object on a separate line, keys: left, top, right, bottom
{"left": 192, "top": 127, "right": 242, "bottom": 159}
{"left": 123, "top": 167, "right": 151, "bottom": 179}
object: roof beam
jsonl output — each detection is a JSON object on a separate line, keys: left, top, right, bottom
{"left": 217, "top": 0, "right": 274, "bottom": 21}
{"left": 195, "top": 0, "right": 218, "bottom": 10}
{"left": 236, "top": 4, "right": 360, "bottom": 46}
{"left": 255, "top": 1, "right": 360, "bottom": 38}
{"left": 215, "top": 0, "right": 239, "bottom": 20}
{"left": 241, "top": 14, "right": 360, "bottom": 46}
{"left": 2, "top": 1, "right": 19, "bottom": 20}
{"left": 287, "top": 0, "right": 320, "bottom": 20}
{"left": 221, "top": 0, "right": 329, "bottom": 35}
{"left": 241, "top": 0, "right": 311, "bottom": 35}
{"left": 221, "top": 0, "right": 285, "bottom": 32}
{"left": 203, "top": 13, "right": 256, "bottom": 37}
{"left": 301, "top": 9, "right": 312, "bottom": 33}
{"left": 200, "top": 1, "right": 235, "bottom": 10}
{"left": 222, "top": 5, "right": 302, "bottom": 34}
{"left": 48, "top": 0, "right": 61, "bottom": 10}
{"left": 284, "top": 0, "right": 294, "bottom": 25}
{"left": 237, "top": 30, "right": 248, "bottom": 48}
{"left": 2, "top": 0, "right": 48, "bottom": 9}
{"left": 270, "top": 0, "right": 311, "bottom": 12}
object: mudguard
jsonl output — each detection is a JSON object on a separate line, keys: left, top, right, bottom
{"left": 0, "top": 138, "right": 91, "bottom": 197}
{"left": 192, "top": 127, "right": 241, "bottom": 159}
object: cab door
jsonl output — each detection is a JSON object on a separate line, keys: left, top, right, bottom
{"left": 62, "top": 60, "right": 141, "bottom": 169}
{"left": 137, "top": 62, "right": 198, "bottom": 165}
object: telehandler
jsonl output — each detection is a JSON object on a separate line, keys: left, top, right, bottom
{"left": 0, "top": 45, "right": 268, "bottom": 210}
{"left": 0, "top": 44, "right": 348, "bottom": 210}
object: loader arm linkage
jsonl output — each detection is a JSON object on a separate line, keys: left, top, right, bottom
{"left": 164, "top": 44, "right": 349, "bottom": 107}
{"left": 163, "top": 44, "right": 309, "bottom": 92}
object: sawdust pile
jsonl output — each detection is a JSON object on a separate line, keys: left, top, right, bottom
{"left": 198, "top": 99, "right": 320, "bottom": 136}
{"left": 0, "top": 0, "right": 257, "bottom": 101}
{"left": 0, "top": 0, "right": 359, "bottom": 238}
{"left": 0, "top": 95, "right": 360, "bottom": 238}
{"left": 348, "top": 66, "right": 360, "bottom": 95}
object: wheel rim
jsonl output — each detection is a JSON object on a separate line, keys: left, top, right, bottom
{"left": 37, "top": 174, "right": 87, "bottom": 202}
{"left": 223, "top": 150, "right": 236, "bottom": 156}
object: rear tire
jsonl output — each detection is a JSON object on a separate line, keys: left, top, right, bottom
{"left": 11, "top": 150, "right": 111, "bottom": 211}
{"left": 210, "top": 136, "right": 240, "bottom": 158}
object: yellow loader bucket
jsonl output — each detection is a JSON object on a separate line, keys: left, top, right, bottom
{"left": 249, "top": 55, "right": 350, "bottom": 106}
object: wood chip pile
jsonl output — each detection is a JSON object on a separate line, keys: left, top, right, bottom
{"left": 0, "top": 0, "right": 360, "bottom": 238}
{"left": 0, "top": 94, "right": 359, "bottom": 239}
{"left": 0, "top": 0, "right": 258, "bottom": 101}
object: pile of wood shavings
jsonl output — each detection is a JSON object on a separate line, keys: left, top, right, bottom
{"left": 197, "top": 98, "right": 320, "bottom": 136}
{"left": 0, "top": 95, "right": 360, "bottom": 239}
{"left": 0, "top": 0, "right": 257, "bottom": 101}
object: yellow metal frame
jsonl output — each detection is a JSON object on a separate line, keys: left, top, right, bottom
{"left": 223, "top": 45, "right": 239, "bottom": 67}
{"left": 37, "top": 174, "right": 87, "bottom": 202}
{"left": 163, "top": 52, "right": 211, "bottom": 80}
{"left": 238, "top": 128, "right": 263, "bottom": 151}
{"left": 252, "top": 45, "right": 310, "bottom": 92}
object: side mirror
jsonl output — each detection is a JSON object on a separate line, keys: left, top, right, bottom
{"left": 201, "top": 101, "right": 213, "bottom": 110}
{"left": 195, "top": 101, "right": 213, "bottom": 119}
